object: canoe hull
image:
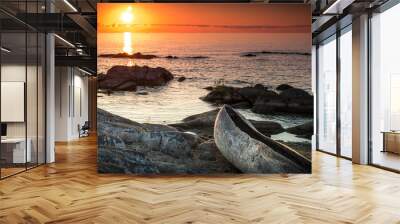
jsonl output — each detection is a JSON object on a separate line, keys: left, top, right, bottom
{"left": 214, "top": 105, "right": 311, "bottom": 173}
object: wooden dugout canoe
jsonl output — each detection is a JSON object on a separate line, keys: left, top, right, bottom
{"left": 214, "top": 105, "right": 311, "bottom": 173}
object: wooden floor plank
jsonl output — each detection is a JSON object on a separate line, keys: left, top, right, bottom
{"left": 0, "top": 135, "right": 399, "bottom": 223}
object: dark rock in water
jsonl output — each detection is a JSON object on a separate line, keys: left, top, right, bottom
{"left": 201, "top": 84, "right": 275, "bottom": 105}
{"left": 201, "top": 86, "right": 244, "bottom": 104}
{"left": 200, "top": 84, "right": 313, "bottom": 116}
{"left": 165, "top": 55, "right": 179, "bottom": 59}
{"left": 286, "top": 121, "right": 313, "bottom": 139}
{"left": 231, "top": 101, "right": 252, "bottom": 109}
{"left": 99, "top": 52, "right": 158, "bottom": 59}
{"left": 203, "top": 86, "right": 214, "bottom": 91}
{"left": 97, "top": 108, "right": 239, "bottom": 174}
{"left": 242, "top": 53, "right": 257, "bottom": 57}
{"left": 238, "top": 86, "right": 277, "bottom": 104}
{"left": 182, "top": 109, "right": 220, "bottom": 126}
{"left": 251, "top": 51, "right": 311, "bottom": 56}
{"left": 252, "top": 88, "right": 313, "bottom": 115}
{"left": 280, "top": 88, "right": 311, "bottom": 99}
{"left": 248, "top": 120, "right": 285, "bottom": 136}
{"left": 186, "top": 56, "right": 208, "bottom": 59}
{"left": 177, "top": 76, "right": 186, "bottom": 82}
{"left": 111, "top": 81, "right": 137, "bottom": 91}
{"left": 252, "top": 95, "right": 286, "bottom": 114}
{"left": 276, "top": 84, "right": 294, "bottom": 91}
{"left": 165, "top": 55, "right": 208, "bottom": 59}
{"left": 136, "top": 91, "right": 148, "bottom": 95}
{"left": 97, "top": 65, "right": 174, "bottom": 91}
{"left": 254, "top": 84, "right": 267, "bottom": 89}
{"left": 280, "top": 88, "right": 313, "bottom": 114}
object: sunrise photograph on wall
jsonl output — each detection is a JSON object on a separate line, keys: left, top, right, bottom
{"left": 97, "top": 3, "right": 313, "bottom": 174}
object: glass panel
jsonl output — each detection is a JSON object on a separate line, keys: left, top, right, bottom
{"left": 38, "top": 32, "right": 45, "bottom": 165}
{"left": 27, "top": 30, "right": 38, "bottom": 169}
{"left": 339, "top": 28, "right": 352, "bottom": 158}
{"left": 26, "top": 0, "right": 39, "bottom": 169}
{"left": 317, "top": 36, "right": 337, "bottom": 154}
{"left": 1, "top": 31, "right": 28, "bottom": 177}
{"left": 371, "top": 3, "right": 400, "bottom": 171}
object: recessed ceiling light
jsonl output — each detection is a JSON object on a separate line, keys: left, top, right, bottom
{"left": 78, "top": 67, "right": 93, "bottom": 76}
{"left": 63, "top": 0, "right": 78, "bottom": 12}
{"left": 54, "top": 34, "right": 75, "bottom": 48}
{"left": 1, "top": 47, "right": 11, "bottom": 53}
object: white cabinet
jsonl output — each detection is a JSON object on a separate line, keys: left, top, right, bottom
{"left": 1, "top": 138, "right": 32, "bottom": 163}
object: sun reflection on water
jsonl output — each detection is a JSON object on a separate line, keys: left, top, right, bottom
{"left": 123, "top": 32, "right": 133, "bottom": 55}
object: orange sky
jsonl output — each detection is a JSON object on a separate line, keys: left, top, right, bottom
{"left": 97, "top": 3, "right": 310, "bottom": 33}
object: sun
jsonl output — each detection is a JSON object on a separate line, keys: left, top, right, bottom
{"left": 120, "top": 6, "right": 134, "bottom": 23}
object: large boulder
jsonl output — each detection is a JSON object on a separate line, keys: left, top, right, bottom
{"left": 248, "top": 120, "right": 285, "bottom": 136}
{"left": 252, "top": 88, "right": 313, "bottom": 115}
{"left": 276, "top": 84, "right": 294, "bottom": 91}
{"left": 286, "top": 121, "right": 313, "bottom": 139}
{"left": 280, "top": 88, "right": 313, "bottom": 114}
{"left": 97, "top": 109, "right": 238, "bottom": 174}
{"left": 252, "top": 95, "right": 287, "bottom": 114}
{"left": 238, "top": 85, "right": 277, "bottom": 104}
{"left": 201, "top": 86, "right": 244, "bottom": 104}
{"left": 98, "top": 65, "right": 174, "bottom": 91}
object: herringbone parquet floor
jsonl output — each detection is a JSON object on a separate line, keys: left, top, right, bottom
{"left": 1, "top": 135, "right": 400, "bottom": 224}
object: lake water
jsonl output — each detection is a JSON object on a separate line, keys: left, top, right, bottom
{"left": 97, "top": 32, "right": 312, "bottom": 142}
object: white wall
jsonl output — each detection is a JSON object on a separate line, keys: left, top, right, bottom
{"left": 55, "top": 67, "right": 89, "bottom": 141}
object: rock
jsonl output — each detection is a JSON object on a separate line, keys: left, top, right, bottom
{"left": 186, "top": 56, "right": 208, "bottom": 59}
{"left": 99, "top": 52, "right": 158, "bottom": 59}
{"left": 165, "top": 55, "right": 208, "bottom": 59}
{"left": 246, "top": 51, "right": 311, "bottom": 56}
{"left": 97, "top": 109, "right": 239, "bottom": 174}
{"left": 280, "top": 88, "right": 311, "bottom": 98}
{"left": 286, "top": 121, "right": 313, "bottom": 139}
{"left": 201, "top": 86, "right": 244, "bottom": 104}
{"left": 111, "top": 81, "right": 137, "bottom": 91}
{"left": 203, "top": 86, "right": 214, "bottom": 91}
{"left": 165, "top": 55, "right": 179, "bottom": 59}
{"left": 251, "top": 88, "right": 313, "bottom": 115}
{"left": 231, "top": 101, "right": 252, "bottom": 109}
{"left": 238, "top": 86, "right": 277, "bottom": 104}
{"left": 249, "top": 120, "right": 285, "bottom": 136}
{"left": 196, "top": 140, "right": 218, "bottom": 161}
{"left": 136, "top": 91, "right": 148, "bottom": 95}
{"left": 254, "top": 84, "right": 267, "bottom": 89}
{"left": 242, "top": 53, "right": 257, "bottom": 57}
{"left": 200, "top": 85, "right": 313, "bottom": 116}
{"left": 276, "top": 84, "right": 294, "bottom": 91}
{"left": 177, "top": 76, "right": 186, "bottom": 82}
{"left": 97, "top": 65, "right": 174, "bottom": 91}
{"left": 252, "top": 95, "right": 286, "bottom": 114}
{"left": 280, "top": 88, "right": 313, "bottom": 114}
{"left": 182, "top": 109, "right": 220, "bottom": 127}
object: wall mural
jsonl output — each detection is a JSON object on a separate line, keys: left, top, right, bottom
{"left": 97, "top": 3, "right": 312, "bottom": 174}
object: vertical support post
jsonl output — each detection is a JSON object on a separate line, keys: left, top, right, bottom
{"left": 352, "top": 14, "right": 369, "bottom": 164}
{"left": 46, "top": 1, "right": 56, "bottom": 163}
{"left": 336, "top": 29, "right": 341, "bottom": 156}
